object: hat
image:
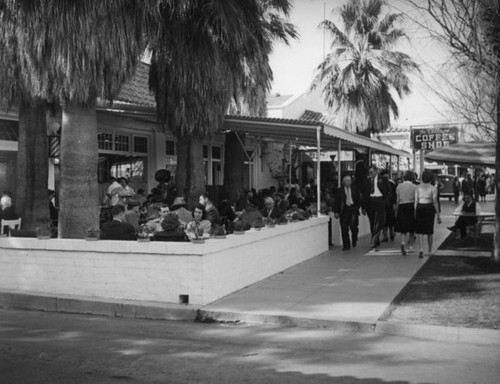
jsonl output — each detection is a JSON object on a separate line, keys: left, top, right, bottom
{"left": 171, "top": 197, "right": 187, "bottom": 209}
{"left": 145, "top": 205, "right": 161, "bottom": 221}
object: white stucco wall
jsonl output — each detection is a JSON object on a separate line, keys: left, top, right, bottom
{"left": 0, "top": 217, "right": 329, "bottom": 306}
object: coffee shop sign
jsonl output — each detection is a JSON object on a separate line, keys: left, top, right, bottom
{"left": 411, "top": 127, "right": 458, "bottom": 151}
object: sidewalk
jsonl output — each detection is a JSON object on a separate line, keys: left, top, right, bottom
{"left": 201, "top": 217, "right": 452, "bottom": 329}
{"left": 200, "top": 199, "right": 500, "bottom": 344}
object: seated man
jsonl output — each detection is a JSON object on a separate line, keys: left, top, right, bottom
{"left": 101, "top": 205, "right": 136, "bottom": 240}
{"left": 0, "top": 195, "right": 20, "bottom": 234}
{"left": 448, "top": 194, "right": 480, "bottom": 239}
{"left": 0, "top": 195, "right": 19, "bottom": 221}
{"left": 259, "top": 196, "right": 283, "bottom": 222}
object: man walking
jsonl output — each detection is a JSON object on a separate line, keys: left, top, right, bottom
{"left": 334, "top": 174, "right": 361, "bottom": 251}
{"left": 362, "top": 165, "right": 391, "bottom": 251}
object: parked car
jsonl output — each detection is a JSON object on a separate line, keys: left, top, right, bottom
{"left": 436, "top": 174, "right": 455, "bottom": 200}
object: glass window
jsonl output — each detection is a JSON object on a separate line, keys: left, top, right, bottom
{"left": 134, "top": 136, "right": 148, "bottom": 153}
{"left": 203, "top": 145, "right": 208, "bottom": 159}
{"left": 114, "top": 134, "right": 130, "bottom": 152}
{"left": 166, "top": 140, "right": 175, "bottom": 155}
{"left": 0, "top": 119, "right": 18, "bottom": 141}
{"left": 98, "top": 132, "right": 113, "bottom": 151}
{"left": 212, "top": 146, "right": 221, "bottom": 160}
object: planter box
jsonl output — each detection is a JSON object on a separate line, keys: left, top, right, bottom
{"left": 0, "top": 217, "right": 329, "bottom": 306}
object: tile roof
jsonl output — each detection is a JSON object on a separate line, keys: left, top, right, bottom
{"left": 114, "top": 62, "right": 156, "bottom": 107}
{"left": 299, "top": 109, "right": 340, "bottom": 128}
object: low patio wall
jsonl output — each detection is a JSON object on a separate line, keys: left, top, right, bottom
{"left": 0, "top": 217, "right": 329, "bottom": 306}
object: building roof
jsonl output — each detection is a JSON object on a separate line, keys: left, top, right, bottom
{"left": 300, "top": 110, "right": 339, "bottom": 128}
{"left": 114, "top": 62, "right": 156, "bottom": 107}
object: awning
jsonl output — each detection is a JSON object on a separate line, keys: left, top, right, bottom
{"left": 223, "top": 115, "right": 410, "bottom": 158}
{"left": 426, "top": 142, "right": 496, "bottom": 167}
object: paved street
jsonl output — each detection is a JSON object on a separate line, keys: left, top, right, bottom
{"left": 1, "top": 309, "right": 499, "bottom": 384}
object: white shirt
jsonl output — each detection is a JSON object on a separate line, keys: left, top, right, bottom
{"left": 345, "top": 187, "right": 353, "bottom": 206}
{"left": 371, "top": 176, "right": 383, "bottom": 197}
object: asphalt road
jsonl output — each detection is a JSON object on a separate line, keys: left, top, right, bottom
{"left": 0, "top": 309, "right": 499, "bottom": 384}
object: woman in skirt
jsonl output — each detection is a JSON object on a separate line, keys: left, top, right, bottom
{"left": 415, "top": 170, "right": 442, "bottom": 258}
{"left": 395, "top": 171, "right": 417, "bottom": 255}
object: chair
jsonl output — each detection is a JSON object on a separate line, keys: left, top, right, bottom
{"left": 1, "top": 218, "right": 22, "bottom": 235}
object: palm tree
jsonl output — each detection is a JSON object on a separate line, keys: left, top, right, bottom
{"left": 149, "top": 0, "right": 297, "bottom": 205}
{"left": 311, "top": 0, "right": 420, "bottom": 136}
{"left": 0, "top": 6, "right": 50, "bottom": 232}
{"left": 3, "top": 0, "right": 150, "bottom": 238}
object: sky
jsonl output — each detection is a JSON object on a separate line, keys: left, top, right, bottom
{"left": 268, "top": 0, "right": 457, "bottom": 127}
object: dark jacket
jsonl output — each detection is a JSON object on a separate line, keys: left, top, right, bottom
{"left": 206, "top": 205, "right": 221, "bottom": 225}
{"left": 100, "top": 220, "right": 136, "bottom": 241}
{"left": 153, "top": 230, "right": 188, "bottom": 242}
{"left": 259, "top": 206, "right": 283, "bottom": 220}
{"left": 361, "top": 175, "right": 392, "bottom": 211}
{"left": 333, "top": 186, "right": 361, "bottom": 215}
{"left": 0, "top": 206, "right": 19, "bottom": 221}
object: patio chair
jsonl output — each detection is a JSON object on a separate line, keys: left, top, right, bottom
{"left": 1, "top": 218, "right": 22, "bottom": 235}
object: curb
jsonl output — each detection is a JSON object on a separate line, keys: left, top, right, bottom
{"left": 1, "top": 291, "right": 499, "bottom": 346}
{"left": 0, "top": 291, "right": 199, "bottom": 322}
{"left": 198, "top": 309, "right": 375, "bottom": 332}
{"left": 375, "top": 321, "right": 500, "bottom": 346}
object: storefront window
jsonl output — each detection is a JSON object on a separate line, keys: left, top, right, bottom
{"left": 115, "top": 134, "right": 130, "bottom": 152}
{"left": 133, "top": 136, "right": 148, "bottom": 153}
{"left": 98, "top": 132, "right": 113, "bottom": 151}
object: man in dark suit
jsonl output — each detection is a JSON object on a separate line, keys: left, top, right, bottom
{"left": 334, "top": 174, "right": 361, "bottom": 250}
{"left": 100, "top": 205, "right": 136, "bottom": 241}
{"left": 361, "top": 165, "right": 392, "bottom": 251}
{"left": 260, "top": 196, "right": 283, "bottom": 221}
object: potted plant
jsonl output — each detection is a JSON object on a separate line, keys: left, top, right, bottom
{"left": 252, "top": 218, "right": 265, "bottom": 231}
{"left": 213, "top": 225, "right": 226, "bottom": 239}
{"left": 265, "top": 218, "right": 276, "bottom": 228}
{"left": 37, "top": 219, "right": 53, "bottom": 239}
{"left": 137, "top": 224, "right": 155, "bottom": 242}
{"left": 233, "top": 221, "right": 250, "bottom": 234}
{"left": 85, "top": 228, "right": 100, "bottom": 241}
{"left": 186, "top": 224, "right": 205, "bottom": 244}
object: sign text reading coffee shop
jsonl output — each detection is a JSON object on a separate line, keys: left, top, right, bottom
{"left": 411, "top": 126, "right": 459, "bottom": 150}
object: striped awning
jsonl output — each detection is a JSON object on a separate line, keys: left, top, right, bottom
{"left": 425, "top": 142, "right": 496, "bottom": 167}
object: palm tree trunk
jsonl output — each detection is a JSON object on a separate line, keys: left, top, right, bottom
{"left": 223, "top": 131, "right": 246, "bottom": 203}
{"left": 494, "top": 81, "right": 500, "bottom": 264}
{"left": 16, "top": 99, "right": 50, "bottom": 230}
{"left": 58, "top": 104, "right": 99, "bottom": 238}
{"left": 175, "top": 137, "right": 189, "bottom": 198}
{"left": 188, "top": 135, "right": 205, "bottom": 208}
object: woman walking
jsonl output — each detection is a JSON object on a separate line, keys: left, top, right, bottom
{"left": 395, "top": 171, "right": 417, "bottom": 255}
{"left": 415, "top": 170, "right": 441, "bottom": 258}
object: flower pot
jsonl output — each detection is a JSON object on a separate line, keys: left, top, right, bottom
{"left": 253, "top": 227, "right": 262, "bottom": 231}
{"left": 191, "top": 238, "right": 205, "bottom": 244}
{"left": 233, "top": 231, "right": 245, "bottom": 235}
{"left": 137, "top": 237, "right": 150, "bottom": 243}
{"left": 266, "top": 224, "right": 275, "bottom": 228}
{"left": 37, "top": 235, "right": 51, "bottom": 240}
{"left": 214, "top": 235, "right": 226, "bottom": 239}
{"left": 278, "top": 221, "right": 288, "bottom": 225}
{"left": 85, "top": 237, "right": 99, "bottom": 241}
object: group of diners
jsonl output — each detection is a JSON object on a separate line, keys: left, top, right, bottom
{"left": 100, "top": 189, "right": 316, "bottom": 242}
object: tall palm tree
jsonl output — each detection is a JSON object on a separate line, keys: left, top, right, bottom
{"left": 4, "top": 0, "right": 151, "bottom": 238}
{"left": 311, "top": 0, "right": 419, "bottom": 136}
{"left": 0, "top": 6, "right": 49, "bottom": 232}
{"left": 149, "top": 0, "right": 296, "bottom": 205}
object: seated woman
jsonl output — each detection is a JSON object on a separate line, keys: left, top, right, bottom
{"left": 153, "top": 213, "right": 188, "bottom": 242}
{"left": 237, "top": 201, "right": 263, "bottom": 224}
{"left": 185, "top": 204, "right": 211, "bottom": 240}
{"left": 448, "top": 194, "right": 480, "bottom": 239}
